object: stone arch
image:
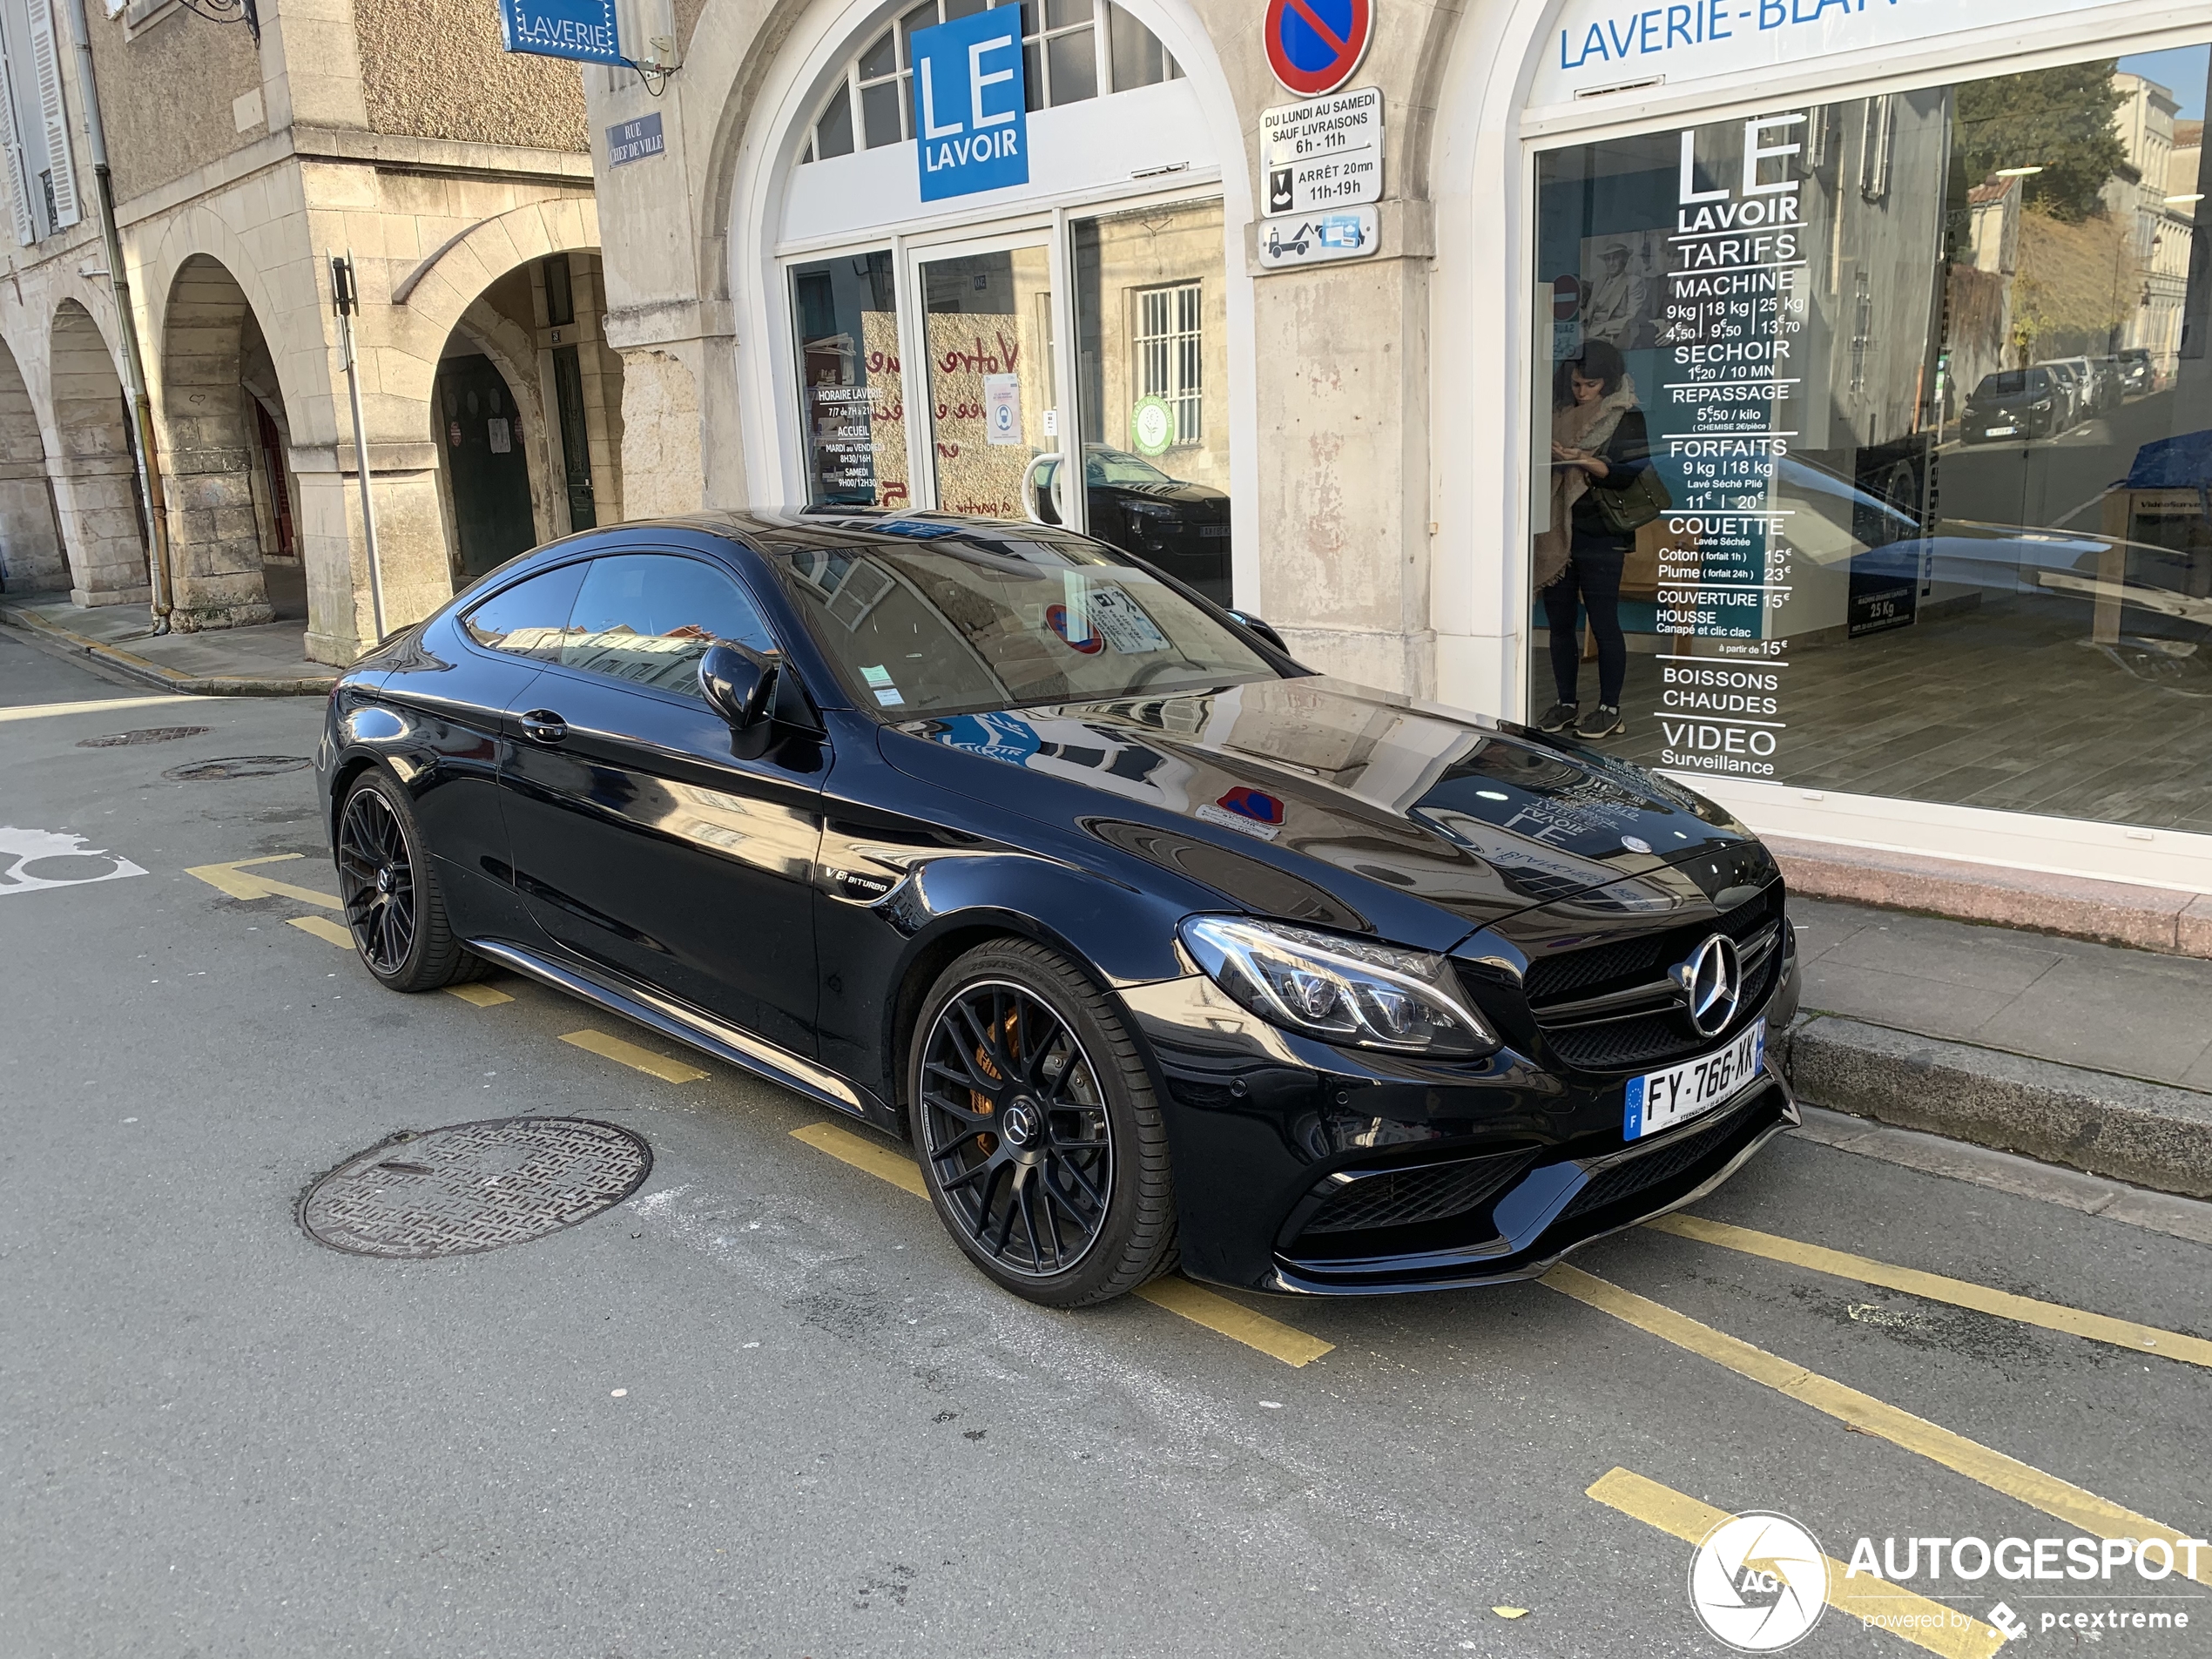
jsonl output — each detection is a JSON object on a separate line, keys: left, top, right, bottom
{"left": 156, "top": 253, "right": 282, "bottom": 628}
{"left": 0, "top": 329, "right": 61, "bottom": 590}
{"left": 390, "top": 195, "right": 600, "bottom": 350}
{"left": 48, "top": 300, "right": 147, "bottom": 607}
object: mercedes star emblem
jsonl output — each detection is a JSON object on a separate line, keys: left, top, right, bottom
{"left": 1671, "top": 934, "right": 1742, "bottom": 1038}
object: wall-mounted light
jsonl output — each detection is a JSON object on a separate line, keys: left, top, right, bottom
{"left": 1993, "top": 165, "right": 2045, "bottom": 178}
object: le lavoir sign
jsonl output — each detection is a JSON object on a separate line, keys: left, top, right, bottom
{"left": 910, "top": 8, "right": 1030, "bottom": 202}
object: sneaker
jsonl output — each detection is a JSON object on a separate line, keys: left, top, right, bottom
{"left": 1574, "top": 704, "right": 1624, "bottom": 739}
{"left": 1536, "top": 701, "right": 1579, "bottom": 733}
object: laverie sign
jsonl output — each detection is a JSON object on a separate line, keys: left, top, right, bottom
{"left": 498, "top": 0, "right": 623, "bottom": 65}
{"left": 910, "top": 9, "right": 1029, "bottom": 201}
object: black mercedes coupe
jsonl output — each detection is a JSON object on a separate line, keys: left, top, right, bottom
{"left": 316, "top": 511, "right": 1800, "bottom": 1306}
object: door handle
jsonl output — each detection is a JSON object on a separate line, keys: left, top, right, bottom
{"left": 519, "top": 710, "right": 568, "bottom": 744}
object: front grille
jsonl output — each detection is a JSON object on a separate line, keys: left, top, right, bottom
{"left": 1302, "top": 1151, "right": 1534, "bottom": 1235}
{"left": 1559, "top": 1109, "right": 1753, "bottom": 1221}
{"left": 1521, "top": 881, "right": 1785, "bottom": 1075}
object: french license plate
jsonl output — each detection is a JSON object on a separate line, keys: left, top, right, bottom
{"left": 1624, "top": 1020, "right": 1764, "bottom": 1141}
{"left": 1198, "top": 523, "right": 1230, "bottom": 537}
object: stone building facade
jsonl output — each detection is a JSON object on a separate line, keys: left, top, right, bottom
{"left": 0, "top": 0, "right": 621, "bottom": 664}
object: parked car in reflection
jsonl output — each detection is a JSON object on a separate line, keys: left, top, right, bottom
{"left": 1963, "top": 367, "right": 2061, "bottom": 442}
{"left": 1028, "top": 443, "right": 1231, "bottom": 604}
{"left": 2117, "top": 348, "right": 2154, "bottom": 398}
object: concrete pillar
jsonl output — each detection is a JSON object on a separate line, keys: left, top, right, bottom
{"left": 0, "top": 345, "right": 62, "bottom": 590}
{"left": 294, "top": 440, "right": 449, "bottom": 664}
{"left": 48, "top": 303, "right": 148, "bottom": 607}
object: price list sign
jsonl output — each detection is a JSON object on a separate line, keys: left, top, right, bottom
{"left": 1650, "top": 112, "right": 1808, "bottom": 781}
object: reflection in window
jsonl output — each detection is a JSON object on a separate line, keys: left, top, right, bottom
{"left": 1527, "top": 38, "right": 2212, "bottom": 835}
{"left": 462, "top": 563, "right": 585, "bottom": 661}
{"left": 792, "top": 250, "right": 910, "bottom": 509}
{"left": 1136, "top": 280, "right": 1203, "bottom": 445}
{"left": 560, "top": 556, "right": 777, "bottom": 698}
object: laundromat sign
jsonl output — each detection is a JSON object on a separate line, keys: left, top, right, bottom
{"left": 1531, "top": 0, "right": 2086, "bottom": 103}
{"left": 911, "top": 8, "right": 1029, "bottom": 200}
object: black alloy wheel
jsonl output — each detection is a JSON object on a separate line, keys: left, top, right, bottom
{"left": 912, "top": 940, "right": 1177, "bottom": 1306}
{"left": 335, "top": 770, "right": 482, "bottom": 992}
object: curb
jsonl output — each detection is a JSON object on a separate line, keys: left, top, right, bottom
{"left": 1770, "top": 836, "right": 2212, "bottom": 962}
{"left": 0, "top": 604, "right": 335, "bottom": 697}
{"left": 1777, "top": 1013, "right": 2212, "bottom": 1202}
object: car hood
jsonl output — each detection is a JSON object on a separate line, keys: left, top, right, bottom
{"left": 879, "top": 675, "right": 1770, "bottom": 948}
{"left": 1108, "top": 479, "right": 1228, "bottom": 509}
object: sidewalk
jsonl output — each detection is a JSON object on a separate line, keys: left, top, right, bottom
{"left": 0, "top": 563, "right": 334, "bottom": 695}
{"left": 1782, "top": 894, "right": 2212, "bottom": 1203}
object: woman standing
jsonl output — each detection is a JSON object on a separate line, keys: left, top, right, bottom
{"left": 1532, "top": 340, "right": 1648, "bottom": 740}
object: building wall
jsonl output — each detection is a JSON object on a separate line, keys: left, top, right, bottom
{"left": 91, "top": 1, "right": 264, "bottom": 201}
{"left": 354, "top": 0, "right": 588, "bottom": 150}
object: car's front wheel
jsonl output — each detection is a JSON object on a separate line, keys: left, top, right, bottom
{"left": 335, "top": 768, "right": 483, "bottom": 992}
{"left": 910, "top": 939, "right": 1177, "bottom": 1306}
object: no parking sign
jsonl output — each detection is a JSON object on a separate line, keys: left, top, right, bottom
{"left": 1263, "top": 0, "right": 1372, "bottom": 97}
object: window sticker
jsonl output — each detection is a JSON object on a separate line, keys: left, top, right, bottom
{"left": 859, "top": 663, "right": 905, "bottom": 706}
{"left": 1087, "top": 586, "right": 1170, "bottom": 654}
{"left": 1047, "top": 603, "right": 1106, "bottom": 654}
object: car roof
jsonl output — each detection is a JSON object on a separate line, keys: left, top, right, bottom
{"left": 641, "top": 507, "right": 1095, "bottom": 559}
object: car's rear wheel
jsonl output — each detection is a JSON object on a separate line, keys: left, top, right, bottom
{"left": 911, "top": 940, "right": 1177, "bottom": 1307}
{"left": 335, "top": 768, "right": 483, "bottom": 992}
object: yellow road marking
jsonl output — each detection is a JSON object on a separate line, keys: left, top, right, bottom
{"left": 1132, "top": 1277, "right": 1336, "bottom": 1367}
{"left": 1649, "top": 1213, "right": 2212, "bottom": 1368}
{"left": 445, "top": 983, "right": 515, "bottom": 1008}
{"left": 1544, "top": 1264, "right": 2210, "bottom": 1585}
{"left": 1587, "top": 1467, "right": 2006, "bottom": 1659}
{"left": 559, "top": 1028, "right": 708, "bottom": 1084}
{"left": 788, "top": 1121, "right": 1334, "bottom": 1366}
{"left": 0, "top": 694, "right": 206, "bottom": 724}
{"left": 792, "top": 1121, "right": 930, "bottom": 1197}
{"left": 186, "top": 854, "right": 341, "bottom": 909}
{"left": 287, "top": 915, "right": 354, "bottom": 948}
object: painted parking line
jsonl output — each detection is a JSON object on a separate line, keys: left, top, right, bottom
{"left": 1587, "top": 1467, "right": 2006, "bottom": 1659}
{"left": 185, "top": 854, "right": 341, "bottom": 909}
{"left": 792, "top": 1120, "right": 929, "bottom": 1197}
{"left": 1649, "top": 1213, "right": 2212, "bottom": 1369}
{"left": 0, "top": 694, "right": 206, "bottom": 725}
{"left": 1130, "top": 1277, "right": 1335, "bottom": 1367}
{"left": 789, "top": 1120, "right": 1335, "bottom": 1366}
{"left": 559, "top": 1028, "right": 709, "bottom": 1084}
{"left": 445, "top": 982, "right": 515, "bottom": 1008}
{"left": 287, "top": 915, "right": 354, "bottom": 948}
{"left": 1543, "top": 1264, "right": 2211, "bottom": 1586}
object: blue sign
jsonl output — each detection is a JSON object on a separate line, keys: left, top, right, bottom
{"left": 607, "top": 113, "right": 664, "bottom": 166}
{"left": 499, "top": 0, "right": 623, "bottom": 65}
{"left": 909, "top": 8, "right": 1028, "bottom": 202}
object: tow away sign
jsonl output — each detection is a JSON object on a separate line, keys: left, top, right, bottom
{"left": 1261, "top": 86, "right": 1382, "bottom": 217}
{"left": 1257, "top": 205, "right": 1379, "bottom": 270}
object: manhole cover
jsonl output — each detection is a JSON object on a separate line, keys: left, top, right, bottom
{"left": 300, "top": 1116, "right": 651, "bottom": 1258}
{"left": 164, "top": 754, "right": 312, "bottom": 780}
{"left": 78, "top": 725, "right": 211, "bottom": 747}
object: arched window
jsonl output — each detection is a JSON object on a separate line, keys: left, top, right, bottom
{"left": 801, "top": 0, "right": 1181, "bottom": 162}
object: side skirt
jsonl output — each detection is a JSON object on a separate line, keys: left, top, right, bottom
{"left": 466, "top": 937, "right": 879, "bottom": 1123}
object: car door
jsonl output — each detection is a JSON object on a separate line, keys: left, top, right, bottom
{"left": 496, "top": 548, "right": 828, "bottom": 1056}
{"left": 376, "top": 558, "right": 589, "bottom": 942}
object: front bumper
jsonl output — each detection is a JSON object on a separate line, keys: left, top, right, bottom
{"left": 1118, "top": 948, "right": 1800, "bottom": 1295}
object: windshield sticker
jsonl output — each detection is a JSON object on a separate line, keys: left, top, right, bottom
{"left": 859, "top": 663, "right": 905, "bottom": 705}
{"left": 1086, "top": 586, "right": 1170, "bottom": 654}
{"left": 1197, "top": 802, "right": 1282, "bottom": 841}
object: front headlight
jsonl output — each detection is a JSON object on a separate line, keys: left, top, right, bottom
{"left": 1178, "top": 916, "right": 1498, "bottom": 1057}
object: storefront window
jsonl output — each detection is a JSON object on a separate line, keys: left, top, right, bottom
{"left": 917, "top": 244, "right": 1054, "bottom": 518}
{"left": 1069, "top": 199, "right": 1231, "bottom": 601}
{"left": 1530, "top": 39, "right": 2212, "bottom": 833}
{"left": 792, "top": 250, "right": 910, "bottom": 508}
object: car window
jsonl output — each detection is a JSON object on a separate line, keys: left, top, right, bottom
{"left": 559, "top": 554, "right": 778, "bottom": 698}
{"left": 462, "top": 562, "right": 587, "bottom": 661}
{"left": 772, "top": 529, "right": 1274, "bottom": 718}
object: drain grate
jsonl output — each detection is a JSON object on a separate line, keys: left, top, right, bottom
{"left": 164, "top": 754, "right": 312, "bottom": 781}
{"left": 78, "top": 726, "right": 211, "bottom": 747}
{"left": 300, "top": 1116, "right": 651, "bottom": 1258}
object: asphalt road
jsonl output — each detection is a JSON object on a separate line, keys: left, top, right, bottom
{"left": 3, "top": 624, "right": 2209, "bottom": 1659}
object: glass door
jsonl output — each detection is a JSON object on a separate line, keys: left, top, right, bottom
{"left": 912, "top": 238, "right": 1062, "bottom": 522}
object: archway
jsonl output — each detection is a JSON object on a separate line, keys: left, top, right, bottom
{"left": 47, "top": 300, "right": 146, "bottom": 607}
{"left": 0, "top": 331, "right": 61, "bottom": 591}
{"left": 157, "top": 254, "right": 280, "bottom": 628}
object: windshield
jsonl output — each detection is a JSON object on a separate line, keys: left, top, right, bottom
{"left": 1083, "top": 446, "right": 1175, "bottom": 488}
{"left": 772, "top": 529, "right": 1275, "bottom": 718}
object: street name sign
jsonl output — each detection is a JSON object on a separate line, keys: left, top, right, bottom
{"left": 607, "top": 113, "right": 664, "bottom": 166}
{"left": 1261, "top": 85, "right": 1381, "bottom": 217}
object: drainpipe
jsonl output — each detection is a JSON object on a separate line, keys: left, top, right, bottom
{"left": 61, "top": 0, "right": 173, "bottom": 629}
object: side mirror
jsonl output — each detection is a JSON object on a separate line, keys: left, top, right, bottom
{"left": 698, "top": 641, "right": 777, "bottom": 730}
{"left": 1227, "top": 610, "right": 1289, "bottom": 654}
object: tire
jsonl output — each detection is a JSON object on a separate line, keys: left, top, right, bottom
{"left": 909, "top": 939, "right": 1177, "bottom": 1307}
{"left": 334, "top": 767, "right": 486, "bottom": 992}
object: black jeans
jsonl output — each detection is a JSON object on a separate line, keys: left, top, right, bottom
{"left": 1542, "top": 537, "right": 1627, "bottom": 708}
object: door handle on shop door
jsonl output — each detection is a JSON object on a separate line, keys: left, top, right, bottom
{"left": 519, "top": 710, "right": 567, "bottom": 744}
